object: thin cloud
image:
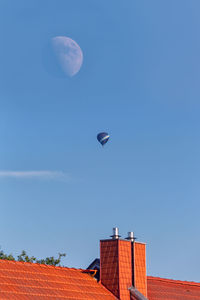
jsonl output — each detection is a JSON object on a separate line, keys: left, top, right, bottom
{"left": 0, "top": 171, "right": 69, "bottom": 181}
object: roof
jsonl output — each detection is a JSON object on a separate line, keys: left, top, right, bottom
{"left": 87, "top": 258, "right": 200, "bottom": 299}
{"left": 0, "top": 259, "right": 117, "bottom": 300}
{"left": 147, "top": 276, "right": 200, "bottom": 300}
{"left": 2, "top": 259, "right": 200, "bottom": 300}
{"left": 87, "top": 258, "right": 100, "bottom": 271}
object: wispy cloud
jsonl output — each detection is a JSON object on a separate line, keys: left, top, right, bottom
{"left": 0, "top": 171, "right": 69, "bottom": 181}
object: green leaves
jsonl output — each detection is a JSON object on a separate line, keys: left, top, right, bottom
{"left": 0, "top": 249, "right": 66, "bottom": 266}
{"left": 36, "top": 253, "right": 66, "bottom": 266}
{"left": 17, "top": 250, "right": 37, "bottom": 263}
{"left": 0, "top": 250, "right": 15, "bottom": 261}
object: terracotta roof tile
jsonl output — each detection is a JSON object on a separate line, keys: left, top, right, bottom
{"left": 100, "top": 239, "right": 132, "bottom": 300}
{"left": 147, "top": 276, "right": 200, "bottom": 300}
{"left": 0, "top": 260, "right": 117, "bottom": 300}
{"left": 134, "top": 243, "right": 147, "bottom": 297}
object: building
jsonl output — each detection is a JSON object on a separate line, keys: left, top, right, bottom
{"left": 0, "top": 228, "right": 199, "bottom": 299}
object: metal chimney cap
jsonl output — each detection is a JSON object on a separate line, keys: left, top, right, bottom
{"left": 125, "top": 231, "right": 137, "bottom": 242}
{"left": 110, "top": 227, "right": 121, "bottom": 239}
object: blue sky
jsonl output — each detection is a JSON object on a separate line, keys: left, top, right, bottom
{"left": 1, "top": 0, "right": 200, "bottom": 281}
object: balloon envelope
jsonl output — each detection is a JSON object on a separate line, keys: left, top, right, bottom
{"left": 97, "top": 132, "right": 110, "bottom": 146}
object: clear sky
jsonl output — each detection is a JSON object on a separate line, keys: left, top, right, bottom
{"left": 1, "top": 0, "right": 200, "bottom": 282}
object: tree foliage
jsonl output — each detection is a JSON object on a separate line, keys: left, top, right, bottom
{"left": 0, "top": 249, "right": 66, "bottom": 266}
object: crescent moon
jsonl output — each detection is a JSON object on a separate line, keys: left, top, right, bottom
{"left": 51, "top": 36, "right": 83, "bottom": 77}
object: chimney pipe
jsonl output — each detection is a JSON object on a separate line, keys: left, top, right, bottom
{"left": 126, "top": 231, "right": 136, "bottom": 242}
{"left": 110, "top": 227, "right": 120, "bottom": 239}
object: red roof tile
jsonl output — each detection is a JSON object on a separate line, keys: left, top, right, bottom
{"left": 133, "top": 242, "right": 147, "bottom": 297}
{"left": 100, "top": 240, "right": 120, "bottom": 298}
{"left": 100, "top": 239, "right": 132, "bottom": 300}
{"left": 147, "top": 276, "right": 200, "bottom": 300}
{"left": 0, "top": 259, "right": 117, "bottom": 300}
{"left": 118, "top": 240, "right": 132, "bottom": 300}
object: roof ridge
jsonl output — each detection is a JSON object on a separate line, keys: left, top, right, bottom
{"left": 147, "top": 276, "right": 200, "bottom": 286}
{"left": 0, "top": 259, "right": 86, "bottom": 272}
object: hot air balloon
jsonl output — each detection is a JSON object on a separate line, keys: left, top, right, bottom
{"left": 97, "top": 132, "right": 110, "bottom": 146}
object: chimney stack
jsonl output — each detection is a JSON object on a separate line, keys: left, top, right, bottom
{"left": 100, "top": 228, "right": 147, "bottom": 300}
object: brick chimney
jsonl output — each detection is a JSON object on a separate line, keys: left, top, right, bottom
{"left": 100, "top": 228, "right": 147, "bottom": 300}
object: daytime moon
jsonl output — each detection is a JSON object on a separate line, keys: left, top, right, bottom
{"left": 51, "top": 36, "right": 83, "bottom": 77}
